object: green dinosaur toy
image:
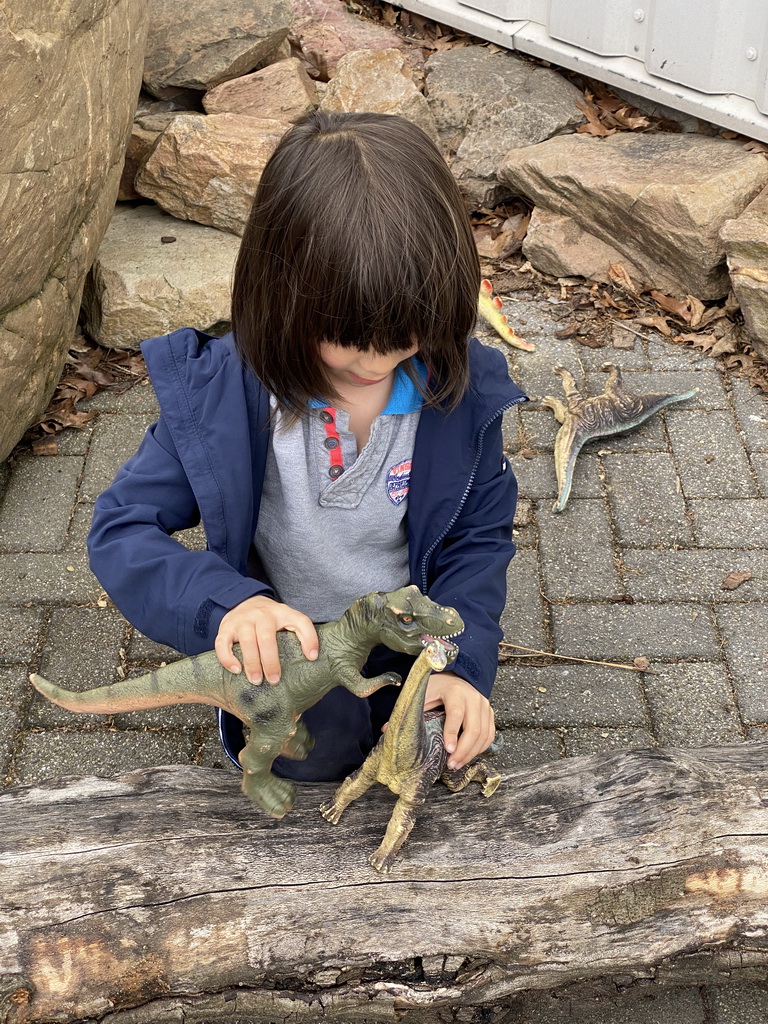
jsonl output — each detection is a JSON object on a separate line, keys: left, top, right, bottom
{"left": 320, "top": 632, "right": 501, "bottom": 873}
{"left": 542, "top": 362, "right": 697, "bottom": 513}
{"left": 30, "top": 585, "right": 464, "bottom": 819}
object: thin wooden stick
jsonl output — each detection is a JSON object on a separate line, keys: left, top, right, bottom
{"left": 499, "top": 642, "right": 654, "bottom": 673}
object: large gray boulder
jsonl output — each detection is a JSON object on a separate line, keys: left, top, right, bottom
{"left": 142, "top": 0, "right": 294, "bottom": 97}
{"left": 135, "top": 113, "right": 291, "bottom": 235}
{"left": 721, "top": 188, "right": 768, "bottom": 363}
{"left": 500, "top": 133, "right": 768, "bottom": 299}
{"left": 82, "top": 205, "right": 241, "bottom": 350}
{"left": 425, "top": 46, "right": 583, "bottom": 209}
{"left": 0, "top": 0, "right": 148, "bottom": 462}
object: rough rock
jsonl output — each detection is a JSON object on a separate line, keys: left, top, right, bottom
{"left": 0, "top": 0, "right": 148, "bottom": 462}
{"left": 500, "top": 133, "right": 768, "bottom": 300}
{"left": 203, "top": 58, "right": 318, "bottom": 122}
{"left": 721, "top": 188, "right": 768, "bottom": 363}
{"left": 425, "top": 46, "right": 583, "bottom": 209}
{"left": 142, "top": 0, "right": 293, "bottom": 97}
{"left": 82, "top": 205, "right": 240, "bottom": 349}
{"left": 523, "top": 207, "right": 647, "bottom": 286}
{"left": 320, "top": 49, "right": 437, "bottom": 141}
{"left": 119, "top": 113, "right": 193, "bottom": 201}
{"left": 135, "top": 113, "right": 290, "bottom": 234}
{"left": 291, "top": 0, "right": 409, "bottom": 80}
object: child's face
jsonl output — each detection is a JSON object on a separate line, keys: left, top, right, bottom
{"left": 319, "top": 342, "right": 419, "bottom": 390}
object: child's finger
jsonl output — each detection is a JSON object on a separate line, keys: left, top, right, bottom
{"left": 255, "top": 620, "right": 282, "bottom": 684}
{"left": 287, "top": 615, "right": 320, "bottom": 661}
{"left": 442, "top": 702, "right": 464, "bottom": 763}
{"left": 214, "top": 631, "right": 246, "bottom": 676}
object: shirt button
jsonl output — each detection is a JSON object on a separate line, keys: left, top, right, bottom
{"left": 320, "top": 410, "right": 334, "bottom": 423}
{"left": 328, "top": 464, "right": 344, "bottom": 479}
{"left": 324, "top": 437, "right": 339, "bottom": 450}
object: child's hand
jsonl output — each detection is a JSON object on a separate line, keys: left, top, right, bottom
{"left": 215, "top": 596, "right": 319, "bottom": 685}
{"left": 424, "top": 671, "right": 495, "bottom": 770}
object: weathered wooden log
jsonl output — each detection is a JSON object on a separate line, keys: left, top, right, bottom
{"left": 2, "top": 743, "right": 768, "bottom": 1024}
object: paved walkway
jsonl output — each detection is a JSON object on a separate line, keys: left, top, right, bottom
{"left": 1, "top": 292, "right": 767, "bottom": 1022}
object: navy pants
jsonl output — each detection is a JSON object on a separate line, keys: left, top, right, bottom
{"left": 217, "top": 648, "right": 413, "bottom": 782}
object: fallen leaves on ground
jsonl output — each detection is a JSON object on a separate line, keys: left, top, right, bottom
{"left": 721, "top": 571, "right": 753, "bottom": 591}
{"left": 13, "top": 332, "right": 147, "bottom": 457}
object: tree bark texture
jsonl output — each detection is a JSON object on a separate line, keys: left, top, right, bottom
{"left": 2, "top": 742, "right": 768, "bottom": 1023}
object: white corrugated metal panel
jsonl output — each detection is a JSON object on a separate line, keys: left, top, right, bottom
{"left": 405, "top": 0, "right": 768, "bottom": 141}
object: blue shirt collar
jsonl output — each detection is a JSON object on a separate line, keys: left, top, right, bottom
{"left": 308, "top": 357, "right": 427, "bottom": 415}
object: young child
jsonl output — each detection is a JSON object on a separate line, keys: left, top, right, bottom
{"left": 88, "top": 111, "right": 526, "bottom": 783}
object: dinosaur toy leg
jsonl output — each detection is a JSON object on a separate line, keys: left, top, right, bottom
{"left": 319, "top": 748, "right": 382, "bottom": 824}
{"left": 440, "top": 760, "right": 501, "bottom": 798}
{"left": 239, "top": 736, "right": 298, "bottom": 818}
{"left": 279, "top": 720, "right": 314, "bottom": 760}
{"left": 369, "top": 781, "right": 430, "bottom": 873}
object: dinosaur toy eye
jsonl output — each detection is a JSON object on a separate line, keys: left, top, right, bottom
{"left": 400, "top": 615, "right": 413, "bottom": 623}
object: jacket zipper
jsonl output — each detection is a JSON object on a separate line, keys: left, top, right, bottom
{"left": 419, "top": 394, "right": 526, "bottom": 592}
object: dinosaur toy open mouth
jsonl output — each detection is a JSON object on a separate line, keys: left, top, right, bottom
{"left": 419, "top": 633, "right": 460, "bottom": 670}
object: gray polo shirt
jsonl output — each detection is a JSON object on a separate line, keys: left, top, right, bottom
{"left": 254, "top": 363, "right": 425, "bottom": 623}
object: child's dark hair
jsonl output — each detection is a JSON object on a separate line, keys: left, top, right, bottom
{"left": 231, "top": 110, "right": 480, "bottom": 415}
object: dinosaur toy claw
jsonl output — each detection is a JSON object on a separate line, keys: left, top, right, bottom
{"left": 478, "top": 279, "right": 535, "bottom": 352}
{"left": 541, "top": 362, "right": 697, "bottom": 513}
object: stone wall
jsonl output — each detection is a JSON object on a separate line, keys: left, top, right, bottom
{"left": 0, "top": 0, "right": 149, "bottom": 461}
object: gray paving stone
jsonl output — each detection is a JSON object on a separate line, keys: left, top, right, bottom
{"left": 510, "top": 979, "right": 704, "bottom": 1023}
{"left": 538, "top": 499, "right": 621, "bottom": 601}
{"left": 643, "top": 662, "right": 744, "bottom": 746}
{"left": 0, "top": 455, "right": 83, "bottom": 552}
{"left": 747, "top": 726, "right": 768, "bottom": 741}
{"left": 12, "top": 728, "right": 196, "bottom": 785}
{"left": 519, "top": 407, "right": 558, "bottom": 450}
{"left": 604, "top": 452, "right": 694, "bottom": 548}
{"left": 731, "top": 379, "right": 768, "bottom": 452}
{"left": 645, "top": 336, "right": 717, "bottom": 370}
{"left": 129, "top": 629, "right": 184, "bottom": 663}
{"left": 750, "top": 453, "right": 768, "bottom": 495}
{"left": 0, "top": 605, "right": 44, "bottom": 663}
{"left": 501, "top": 549, "right": 549, "bottom": 651}
{"left": 707, "top": 984, "right": 768, "bottom": 1022}
{"left": 562, "top": 725, "right": 656, "bottom": 757}
{"left": 509, "top": 452, "right": 603, "bottom": 500}
{"left": 195, "top": 726, "right": 237, "bottom": 770}
{"left": 665, "top": 410, "right": 756, "bottom": 498}
{"left": 63, "top": 502, "right": 96, "bottom": 551}
{"left": 0, "top": 551, "right": 101, "bottom": 604}
{"left": 579, "top": 336, "right": 651, "bottom": 369}
{"left": 551, "top": 603, "right": 720, "bottom": 661}
{"left": 54, "top": 423, "right": 95, "bottom": 456}
{"left": 716, "top": 604, "right": 768, "bottom": 722}
{"left": 0, "top": 667, "right": 27, "bottom": 776}
{"left": 623, "top": 548, "right": 768, "bottom": 602}
{"left": 493, "top": 663, "right": 648, "bottom": 728}
{"left": 29, "top": 607, "right": 128, "bottom": 727}
{"left": 514, "top": 352, "right": 588, "bottom": 405}
{"left": 493, "top": 726, "right": 562, "bottom": 769}
{"left": 80, "top": 413, "right": 155, "bottom": 501}
{"left": 81, "top": 379, "right": 159, "bottom": 414}
{"left": 689, "top": 499, "right": 768, "bottom": 547}
{"left": 512, "top": 497, "right": 536, "bottom": 548}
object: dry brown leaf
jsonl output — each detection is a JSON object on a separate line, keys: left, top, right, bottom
{"left": 633, "top": 656, "right": 651, "bottom": 671}
{"left": 576, "top": 100, "right": 615, "bottom": 137}
{"left": 721, "top": 571, "right": 753, "bottom": 591}
{"left": 650, "top": 290, "right": 707, "bottom": 326}
{"left": 744, "top": 140, "right": 768, "bottom": 154}
{"left": 608, "top": 263, "right": 640, "bottom": 296}
{"left": 636, "top": 315, "right": 672, "bottom": 337}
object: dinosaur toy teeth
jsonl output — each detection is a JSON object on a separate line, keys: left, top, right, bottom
{"left": 419, "top": 634, "right": 460, "bottom": 665}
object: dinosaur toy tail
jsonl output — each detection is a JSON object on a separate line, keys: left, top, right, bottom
{"left": 478, "top": 279, "right": 535, "bottom": 352}
{"left": 30, "top": 652, "right": 234, "bottom": 716}
{"left": 551, "top": 416, "right": 585, "bottom": 514}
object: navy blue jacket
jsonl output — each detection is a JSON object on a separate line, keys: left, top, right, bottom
{"left": 88, "top": 329, "right": 526, "bottom": 697}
